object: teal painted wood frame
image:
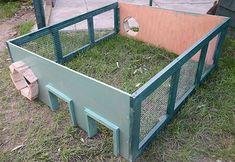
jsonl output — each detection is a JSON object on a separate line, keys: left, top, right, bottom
{"left": 194, "top": 43, "right": 209, "bottom": 86}
{"left": 6, "top": 3, "right": 230, "bottom": 161}
{"left": 87, "top": 17, "right": 95, "bottom": 44}
{"left": 84, "top": 108, "right": 120, "bottom": 156}
{"left": 10, "top": 2, "right": 119, "bottom": 63}
{"left": 167, "top": 70, "right": 181, "bottom": 115}
{"left": 7, "top": 41, "right": 131, "bottom": 159}
{"left": 33, "top": 0, "right": 46, "bottom": 29}
{"left": 129, "top": 18, "right": 230, "bottom": 160}
{"left": 51, "top": 31, "right": 63, "bottom": 63}
{"left": 46, "top": 84, "right": 78, "bottom": 127}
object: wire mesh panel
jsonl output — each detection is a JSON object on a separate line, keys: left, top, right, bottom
{"left": 176, "top": 55, "right": 200, "bottom": 103}
{"left": 139, "top": 77, "right": 171, "bottom": 141}
{"left": 20, "top": 33, "right": 55, "bottom": 61}
{"left": 93, "top": 10, "right": 114, "bottom": 40}
{"left": 202, "top": 34, "right": 220, "bottom": 75}
{"left": 58, "top": 21, "right": 90, "bottom": 56}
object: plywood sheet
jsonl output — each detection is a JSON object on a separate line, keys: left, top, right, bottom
{"left": 119, "top": 3, "right": 224, "bottom": 64}
{"left": 8, "top": 43, "right": 131, "bottom": 159}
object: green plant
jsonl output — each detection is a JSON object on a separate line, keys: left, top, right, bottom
{"left": 0, "top": 1, "right": 20, "bottom": 19}
{"left": 15, "top": 20, "right": 34, "bottom": 35}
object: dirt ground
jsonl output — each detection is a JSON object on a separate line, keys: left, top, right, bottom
{"left": 0, "top": 5, "right": 35, "bottom": 155}
{"left": 0, "top": 6, "right": 34, "bottom": 54}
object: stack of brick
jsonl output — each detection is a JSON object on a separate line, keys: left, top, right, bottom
{"left": 9, "top": 61, "right": 39, "bottom": 101}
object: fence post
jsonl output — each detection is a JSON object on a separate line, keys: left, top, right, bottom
{"left": 33, "top": 0, "right": 46, "bottom": 29}
{"left": 114, "top": 7, "right": 120, "bottom": 33}
{"left": 213, "top": 28, "right": 228, "bottom": 66}
{"left": 52, "top": 31, "right": 63, "bottom": 63}
{"left": 167, "top": 69, "right": 180, "bottom": 115}
{"left": 129, "top": 97, "right": 141, "bottom": 161}
{"left": 88, "top": 17, "right": 95, "bottom": 44}
{"left": 194, "top": 43, "right": 209, "bottom": 86}
{"left": 149, "top": 0, "right": 153, "bottom": 6}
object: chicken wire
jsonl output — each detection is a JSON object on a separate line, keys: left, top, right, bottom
{"left": 176, "top": 58, "right": 199, "bottom": 103}
{"left": 93, "top": 10, "right": 114, "bottom": 40}
{"left": 59, "top": 30, "right": 90, "bottom": 56}
{"left": 202, "top": 33, "right": 220, "bottom": 76}
{"left": 139, "top": 77, "right": 171, "bottom": 141}
{"left": 19, "top": 27, "right": 113, "bottom": 62}
{"left": 20, "top": 33, "right": 55, "bottom": 61}
{"left": 58, "top": 21, "right": 90, "bottom": 56}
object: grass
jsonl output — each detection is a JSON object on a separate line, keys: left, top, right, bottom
{"left": 21, "top": 30, "right": 113, "bottom": 61}
{"left": 15, "top": 20, "right": 34, "bottom": 35}
{"left": 0, "top": 1, "right": 20, "bottom": 20}
{"left": 0, "top": 26, "right": 235, "bottom": 161}
{"left": 22, "top": 31, "right": 176, "bottom": 93}
{"left": 65, "top": 35, "right": 176, "bottom": 93}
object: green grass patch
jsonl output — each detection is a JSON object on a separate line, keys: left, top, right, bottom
{"left": 65, "top": 35, "right": 176, "bottom": 93}
{"left": 0, "top": 2, "right": 20, "bottom": 20}
{"left": 15, "top": 20, "right": 34, "bottom": 35}
{"left": 22, "top": 32, "right": 176, "bottom": 93}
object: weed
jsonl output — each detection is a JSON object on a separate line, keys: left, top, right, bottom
{"left": 0, "top": 2, "right": 20, "bottom": 20}
{"left": 65, "top": 35, "right": 176, "bottom": 93}
{"left": 15, "top": 20, "right": 34, "bottom": 35}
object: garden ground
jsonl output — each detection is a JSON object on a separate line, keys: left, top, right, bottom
{"left": 0, "top": 1, "right": 234, "bottom": 161}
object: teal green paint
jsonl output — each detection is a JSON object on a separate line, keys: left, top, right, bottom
{"left": 94, "top": 31, "right": 116, "bottom": 43}
{"left": 48, "top": 91, "right": 59, "bottom": 110}
{"left": 8, "top": 42, "right": 130, "bottom": 159}
{"left": 135, "top": 86, "right": 196, "bottom": 159}
{"left": 87, "top": 17, "right": 95, "bottom": 44}
{"left": 11, "top": 2, "right": 118, "bottom": 46}
{"left": 63, "top": 32, "right": 116, "bottom": 62}
{"left": 201, "top": 64, "right": 216, "bottom": 81}
{"left": 129, "top": 17, "right": 230, "bottom": 162}
{"left": 131, "top": 18, "right": 230, "bottom": 101}
{"left": 46, "top": 84, "right": 78, "bottom": 127}
{"left": 63, "top": 44, "right": 90, "bottom": 61}
{"left": 7, "top": 4, "right": 230, "bottom": 161}
{"left": 85, "top": 108, "right": 120, "bottom": 156}
{"left": 213, "top": 27, "right": 229, "bottom": 66}
{"left": 51, "top": 31, "right": 63, "bottom": 63}
{"left": 194, "top": 43, "right": 209, "bottom": 86}
{"left": 10, "top": 2, "right": 119, "bottom": 63}
{"left": 129, "top": 98, "right": 141, "bottom": 161}
{"left": 174, "top": 86, "right": 195, "bottom": 109}
{"left": 167, "top": 70, "right": 180, "bottom": 115}
{"left": 139, "top": 115, "right": 168, "bottom": 148}
{"left": 86, "top": 115, "right": 97, "bottom": 137}
{"left": 33, "top": 0, "right": 46, "bottom": 29}
{"left": 114, "top": 7, "right": 120, "bottom": 33}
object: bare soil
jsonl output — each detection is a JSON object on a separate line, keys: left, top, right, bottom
{"left": 0, "top": 5, "right": 34, "bottom": 154}
{"left": 0, "top": 6, "right": 34, "bottom": 54}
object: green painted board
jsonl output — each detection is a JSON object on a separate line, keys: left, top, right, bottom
{"left": 8, "top": 42, "right": 131, "bottom": 159}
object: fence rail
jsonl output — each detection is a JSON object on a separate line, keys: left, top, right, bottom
{"left": 7, "top": 2, "right": 230, "bottom": 160}
{"left": 10, "top": 2, "right": 119, "bottom": 63}
{"left": 130, "top": 18, "right": 230, "bottom": 160}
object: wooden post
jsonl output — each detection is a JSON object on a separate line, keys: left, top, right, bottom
{"left": 33, "top": 0, "right": 46, "bottom": 29}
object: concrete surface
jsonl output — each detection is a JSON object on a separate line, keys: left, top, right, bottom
{"left": 47, "top": 0, "right": 215, "bottom": 29}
